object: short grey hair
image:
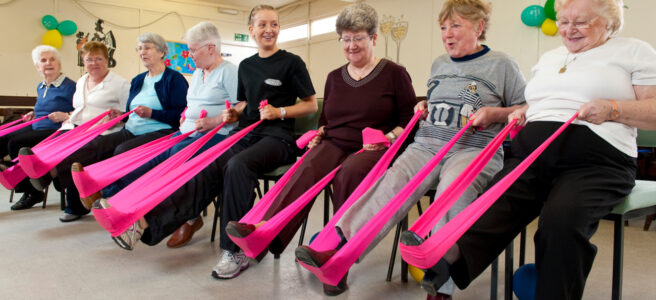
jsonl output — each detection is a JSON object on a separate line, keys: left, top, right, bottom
{"left": 555, "top": 0, "right": 624, "bottom": 35}
{"left": 336, "top": 2, "right": 378, "bottom": 36}
{"left": 184, "top": 21, "right": 221, "bottom": 53}
{"left": 31, "top": 45, "right": 60, "bottom": 66}
{"left": 138, "top": 32, "right": 168, "bottom": 57}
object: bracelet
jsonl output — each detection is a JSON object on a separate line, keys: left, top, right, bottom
{"left": 385, "top": 131, "right": 397, "bottom": 142}
{"left": 280, "top": 107, "right": 286, "bottom": 120}
{"left": 609, "top": 100, "right": 619, "bottom": 121}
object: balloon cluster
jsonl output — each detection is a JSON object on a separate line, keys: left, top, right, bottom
{"left": 521, "top": 0, "right": 558, "bottom": 36}
{"left": 41, "top": 15, "right": 78, "bottom": 48}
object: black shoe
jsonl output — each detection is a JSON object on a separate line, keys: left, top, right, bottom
{"left": 400, "top": 230, "right": 425, "bottom": 246}
{"left": 323, "top": 272, "right": 348, "bottom": 296}
{"left": 10, "top": 192, "right": 45, "bottom": 210}
{"left": 421, "top": 258, "right": 451, "bottom": 296}
{"left": 29, "top": 173, "right": 52, "bottom": 191}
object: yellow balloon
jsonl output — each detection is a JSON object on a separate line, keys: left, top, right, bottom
{"left": 42, "top": 29, "right": 63, "bottom": 48}
{"left": 541, "top": 19, "right": 558, "bottom": 36}
{"left": 408, "top": 265, "right": 425, "bottom": 283}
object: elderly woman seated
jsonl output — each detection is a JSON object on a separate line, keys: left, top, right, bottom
{"left": 419, "top": 0, "right": 656, "bottom": 299}
{"left": 23, "top": 41, "right": 131, "bottom": 222}
{"left": 0, "top": 45, "right": 75, "bottom": 210}
{"left": 45, "top": 35, "right": 189, "bottom": 222}
{"left": 294, "top": 0, "right": 525, "bottom": 297}
{"left": 100, "top": 21, "right": 238, "bottom": 248}
{"left": 224, "top": 1, "right": 416, "bottom": 284}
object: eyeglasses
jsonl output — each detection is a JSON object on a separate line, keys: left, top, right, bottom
{"left": 556, "top": 17, "right": 598, "bottom": 30}
{"left": 84, "top": 57, "right": 106, "bottom": 64}
{"left": 189, "top": 44, "right": 210, "bottom": 55}
{"left": 338, "top": 35, "right": 372, "bottom": 45}
{"left": 135, "top": 45, "right": 154, "bottom": 52}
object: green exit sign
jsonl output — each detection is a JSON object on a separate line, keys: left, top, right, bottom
{"left": 234, "top": 33, "right": 249, "bottom": 42}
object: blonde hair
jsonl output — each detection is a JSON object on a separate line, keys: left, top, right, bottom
{"left": 438, "top": 0, "right": 492, "bottom": 41}
{"left": 248, "top": 4, "right": 277, "bottom": 26}
{"left": 555, "top": 0, "right": 624, "bottom": 35}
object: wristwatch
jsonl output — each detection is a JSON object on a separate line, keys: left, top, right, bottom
{"left": 280, "top": 107, "right": 286, "bottom": 120}
{"left": 609, "top": 100, "right": 619, "bottom": 121}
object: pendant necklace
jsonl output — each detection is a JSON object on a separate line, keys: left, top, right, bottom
{"left": 559, "top": 53, "right": 577, "bottom": 74}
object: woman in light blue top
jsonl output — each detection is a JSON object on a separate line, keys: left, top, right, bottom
{"left": 102, "top": 22, "right": 239, "bottom": 247}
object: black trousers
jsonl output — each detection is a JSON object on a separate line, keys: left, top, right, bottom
{"left": 141, "top": 133, "right": 295, "bottom": 249}
{"left": 450, "top": 122, "right": 636, "bottom": 300}
{"left": 55, "top": 128, "right": 174, "bottom": 215}
{"left": 0, "top": 126, "right": 57, "bottom": 194}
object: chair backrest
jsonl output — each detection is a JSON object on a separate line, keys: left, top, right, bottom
{"left": 294, "top": 98, "right": 323, "bottom": 137}
{"left": 637, "top": 129, "right": 656, "bottom": 148}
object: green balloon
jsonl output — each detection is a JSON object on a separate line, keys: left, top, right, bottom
{"left": 57, "top": 20, "right": 78, "bottom": 36}
{"left": 545, "top": 0, "right": 557, "bottom": 20}
{"left": 521, "top": 5, "right": 546, "bottom": 27}
{"left": 42, "top": 15, "right": 58, "bottom": 30}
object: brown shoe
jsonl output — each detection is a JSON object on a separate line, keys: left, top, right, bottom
{"left": 294, "top": 245, "right": 337, "bottom": 268}
{"left": 166, "top": 217, "right": 203, "bottom": 248}
{"left": 426, "top": 293, "right": 452, "bottom": 300}
{"left": 323, "top": 272, "right": 348, "bottom": 296}
{"left": 225, "top": 221, "right": 256, "bottom": 238}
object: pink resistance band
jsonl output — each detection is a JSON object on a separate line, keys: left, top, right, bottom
{"left": 307, "top": 110, "right": 424, "bottom": 254}
{"left": 400, "top": 113, "right": 579, "bottom": 269}
{"left": 0, "top": 115, "right": 49, "bottom": 138}
{"left": 92, "top": 101, "right": 267, "bottom": 236}
{"left": 0, "top": 117, "right": 26, "bottom": 131}
{"left": 228, "top": 127, "right": 397, "bottom": 258}
{"left": 298, "top": 116, "right": 474, "bottom": 286}
{"left": 0, "top": 130, "right": 63, "bottom": 189}
{"left": 18, "top": 109, "right": 136, "bottom": 178}
{"left": 71, "top": 110, "right": 208, "bottom": 198}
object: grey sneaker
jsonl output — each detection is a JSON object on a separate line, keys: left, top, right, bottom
{"left": 113, "top": 218, "right": 143, "bottom": 251}
{"left": 211, "top": 250, "right": 249, "bottom": 279}
{"left": 92, "top": 198, "right": 110, "bottom": 209}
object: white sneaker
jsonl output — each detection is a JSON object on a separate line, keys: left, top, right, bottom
{"left": 113, "top": 218, "right": 143, "bottom": 251}
{"left": 211, "top": 250, "right": 249, "bottom": 279}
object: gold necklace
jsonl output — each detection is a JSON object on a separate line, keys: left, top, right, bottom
{"left": 559, "top": 53, "right": 577, "bottom": 74}
{"left": 349, "top": 58, "right": 378, "bottom": 80}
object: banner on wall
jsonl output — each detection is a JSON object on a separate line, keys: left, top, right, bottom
{"left": 76, "top": 19, "right": 117, "bottom": 67}
{"left": 164, "top": 41, "right": 196, "bottom": 75}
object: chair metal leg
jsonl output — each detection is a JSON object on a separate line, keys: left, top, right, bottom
{"left": 490, "top": 258, "right": 498, "bottom": 300}
{"left": 504, "top": 241, "right": 514, "bottom": 300}
{"left": 644, "top": 214, "right": 655, "bottom": 231}
{"left": 9, "top": 189, "right": 14, "bottom": 203}
{"left": 323, "top": 185, "right": 332, "bottom": 226}
{"left": 386, "top": 218, "right": 404, "bottom": 282}
{"left": 263, "top": 179, "right": 270, "bottom": 194}
{"left": 255, "top": 185, "right": 263, "bottom": 199}
{"left": 298, "top": 216, "right": 308, "bottom": 247}
{"left": 612, "top": 216, "right": 624, "bottom": 300}
{"left": 211, "top": 196, "right": 221, "bottom": 242}
{"left": 519, "top": 227, "right": 526, "bottom": 266}
{"left": 41, "top": 184, "right": 49, "bottom": 209}
{"left": 401, "top": 216, "right": 408, "bottom": 283}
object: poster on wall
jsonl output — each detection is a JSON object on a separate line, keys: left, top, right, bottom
{"left": 165, "top": 41, "right": 196, "bottom": 75}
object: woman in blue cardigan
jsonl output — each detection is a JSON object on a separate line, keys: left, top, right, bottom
{"left": 37, "top": 33, "right": 188, "bottom": 222}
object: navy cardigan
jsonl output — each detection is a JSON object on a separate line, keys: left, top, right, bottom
{"left": 126, "top": 67, "right": 188, "bottom": 129}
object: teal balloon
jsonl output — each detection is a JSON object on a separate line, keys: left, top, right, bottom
{"left": 57, "top": 20, "right": 78, "bottom": 36}
{"left": 41, "top": 15, "right": 58, "bottom": 30}
{"left": 545, "top": 0, "right": 557, "bottom": 20}
{"left": 521, "top": 5, "right": 546, "bottom": 27}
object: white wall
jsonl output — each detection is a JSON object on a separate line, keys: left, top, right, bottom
{"left": 281, "top": 0, "right": 656, "bottom": 97}
{"left": 1, "top": 0, "right": 655, "bottom": 98}
{"left": 0, "top": 0, "right": 255, "bottom": 96}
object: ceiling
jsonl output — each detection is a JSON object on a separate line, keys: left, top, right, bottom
{"left": 170, "top": 0, "right": 301, "bottom": 11}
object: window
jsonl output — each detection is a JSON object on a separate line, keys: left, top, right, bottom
{"left": 311, "top": 15, "right": 338, "bottom": 36}
{"left": 279, "top": 24, "right": 308, "bottom": 43}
